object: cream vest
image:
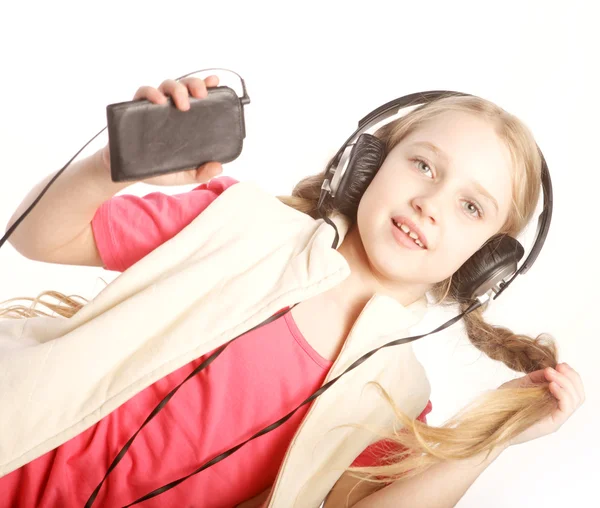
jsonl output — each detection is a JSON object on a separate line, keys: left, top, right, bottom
{"left": 0, "top": 181, "right": 430, "bottom": 506}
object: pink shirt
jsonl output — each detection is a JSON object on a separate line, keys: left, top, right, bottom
{"left": 0, "top": 176, "right": 431, "bottom": 507}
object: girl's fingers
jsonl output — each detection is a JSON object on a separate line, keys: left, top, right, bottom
{"left": 204, "top": 75, "right": 219, "bottom": 87}
{"left": 134, "top": 76, "right": 220, "bottom": 111}
{"left": 526, "top": 369, "right": 549, "bottom": 385}
{"left": 545, "top": 366, "right": 576, "bottom": 411}
{"left": 158, "top": 79, "right": 190, "bottom": 110}
{"left": 548, "top": 381, "right": 572, "bottom": 417}
{"left": 544, "top": 366, "right": 574, "bottom": 391}
{"left": 133, "top": 85, "right": 168, "bottom": 104}
{"left": 180, "top": 75, "right": 219, "bottom": 98}
{"left": 181, "top": 77, "right": 208, "bottom": 99}
{"left": 196, "top": 161, "right": 223, "bottom": 176}
{"left": 558, "top": 363, "right": 585, "bottom": 404}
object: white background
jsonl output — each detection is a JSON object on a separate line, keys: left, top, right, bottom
{"left": 0, "top": 0, "right": 597, "bottom": 506}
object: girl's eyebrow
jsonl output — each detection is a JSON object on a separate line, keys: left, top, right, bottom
{"left": 412, "top": 141, "right": 450, "bottom": 163}
{"left": 411, "top": 141, "right": 499, "bottom": 213}
{"left": 470, "top": 178, "right": 499, "bottom": 213}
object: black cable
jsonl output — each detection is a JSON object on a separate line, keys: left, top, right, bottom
{"left": 84, "top": 305, "right": 293, "bottom": 508}
{"left": 109, "top": 195, "right": 480, "bottom": 506}
{"left": 317, "top": 188, "right": 339, "bottom": 250}
{"left": 3, "top": 78, "right": 550, "bottom": 507}
{"left": 118, "top": 299, "right": 482, "bottom": 507}
{"left": 0, "top": 68, "right": 247, "bottom": 252}
{"left": 0, "top": 127, "right": 106, "bottom": 250}
{"left": 83, "top": 343, "right": 229, "bottom": 507}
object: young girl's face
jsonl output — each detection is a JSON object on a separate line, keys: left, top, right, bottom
{"left": 356, "top": 110, "right": 514, "bottom": 290}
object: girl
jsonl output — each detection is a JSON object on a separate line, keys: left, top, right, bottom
{"left": 0, "top": 76, "right": 584, "bottom": 507}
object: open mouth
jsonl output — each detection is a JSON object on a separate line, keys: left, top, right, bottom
{"left": 391, "top": 218, "right": 427, "bottom": 249}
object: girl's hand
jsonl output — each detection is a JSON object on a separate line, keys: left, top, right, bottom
{"left": 99, "top": 75, "right": 224, "bottom": 186}
{"left": 499, "top": 363, "right": 585, "bottom": 447}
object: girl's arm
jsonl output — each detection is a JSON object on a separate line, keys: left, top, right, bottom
{"left": 5, "top": 75, "right": 222, "bottom": 267}
{"left": 233, "top": 442, "right": 504, "bottom": 508}
{"left": 5, "top": 149, "right": 130, "bottom": 266}
{"left": 328, "top": 364, "right": 585, "bottom": 507}
{"left": 325, "top": 443, "right": 507, "bottom": 508}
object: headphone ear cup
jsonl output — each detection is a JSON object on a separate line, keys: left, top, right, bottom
{"left": 452, "top": 235, "right": 525, "bottom": 302}
{"left": 333, "top": 133, "right": 386, "bottom": 219}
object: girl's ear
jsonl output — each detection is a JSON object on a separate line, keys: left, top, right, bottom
{"left": 332, "top": 134, "right": 386, "bottom": 219}
{"left": 452, "top": 234, "right": 525, "bottom": 302}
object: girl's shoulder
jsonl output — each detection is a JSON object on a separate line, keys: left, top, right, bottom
{"left": 91, "top": 175, "right": 240, "bottom": 272}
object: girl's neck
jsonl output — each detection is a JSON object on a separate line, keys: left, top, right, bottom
{"left": 330, "top": 222, "right": 429, "bottom": 313}
{"left": 290, "top": 224, "right": 430, "bottom": 362}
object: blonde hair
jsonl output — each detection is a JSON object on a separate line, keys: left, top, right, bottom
{"left": 0, "top": 94, "right": 558, "bottom": 491}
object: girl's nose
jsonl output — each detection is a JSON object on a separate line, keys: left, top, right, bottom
{"left": 411, "top": 195, "right": 439, "bottom": 225}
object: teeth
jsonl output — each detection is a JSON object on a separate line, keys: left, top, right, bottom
{"left": 393, "top": 219, "right": 426, "bottom": 249}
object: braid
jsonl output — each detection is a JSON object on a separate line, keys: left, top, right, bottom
{"left": 462, "top": 305, "right": 558, "bottom": 373}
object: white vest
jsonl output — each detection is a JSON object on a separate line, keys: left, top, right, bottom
{"left": 0, "top": 181, "right": 430, "bottom": 506}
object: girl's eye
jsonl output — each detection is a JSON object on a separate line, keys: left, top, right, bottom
{"left": 414, "top": 158, "right": 433, "bottom": 178}
{"left": 462, "top": 200, "right": 484, "bottom": 219}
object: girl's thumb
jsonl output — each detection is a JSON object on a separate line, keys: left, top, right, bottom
{"left": 202, "top": 162, "right": 223, "bottom": 179}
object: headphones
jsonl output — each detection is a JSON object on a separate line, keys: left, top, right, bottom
{"left": 318, "top": 90, "right": 553, "bottom": 306}
{"left": 0, "top": 76, "right": 553, "bottom": 506}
